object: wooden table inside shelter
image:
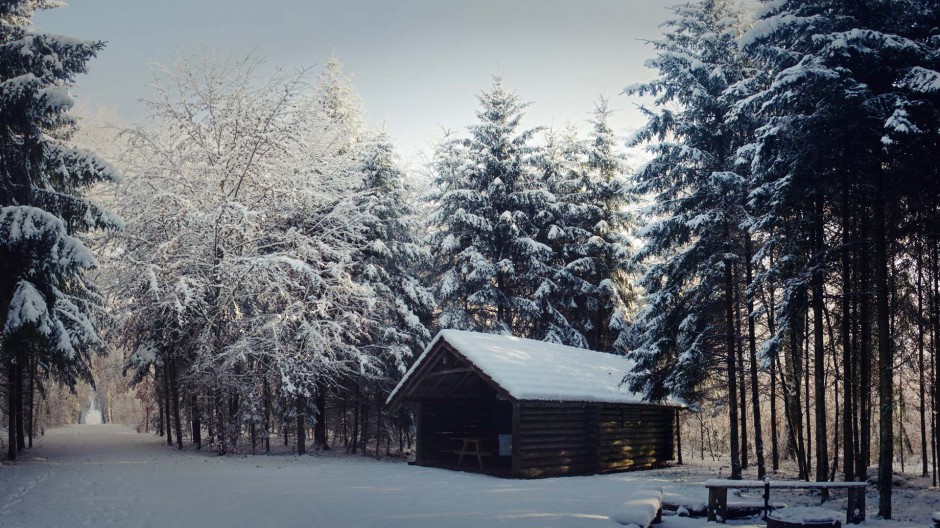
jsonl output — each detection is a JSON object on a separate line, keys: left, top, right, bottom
{"left": 451, "top": 437, "right": 494, "bottom": 470}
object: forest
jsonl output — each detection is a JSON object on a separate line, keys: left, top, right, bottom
{"left": 1, "top": 0, "right": 940, "bottom": 524}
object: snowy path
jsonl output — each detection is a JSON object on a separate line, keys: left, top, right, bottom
{"left": 0, "top": 425, "right": 925, "bottom": 528}
{"left": 0, "top": 425, "right": 708, "bottom": 528}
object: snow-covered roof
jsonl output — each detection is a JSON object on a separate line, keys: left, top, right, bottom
{"left": 389, "top": 329, "right": 671, "bottom": 406}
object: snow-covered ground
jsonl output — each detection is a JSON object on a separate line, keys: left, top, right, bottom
{"left": 0, "top": 425, "right": 932, "bottom": 528}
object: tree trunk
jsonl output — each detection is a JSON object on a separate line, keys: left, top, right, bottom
{"left": 918, "top": 245, "right": 928, "bottom": 477}
{"left": 170, "top": 357, "right": 183, "bottom": 450}
{"left": 842, "top": 186, "right": 856, "bottom": 481}
{"left": 27, "top": 348, "right": 35, "bottom": 449}
{"left": 250, "top": 420, "right": 257, "bottom": 453}
{"left": 736, "top": 294, "right": 748, "bottom": 471}
{"left": 804, "top": 308, "right": 813, "bottom": 479}
{"left": 766, "top": 277, "right": 780, "bottom": 472}
{"left": 263, "top": 377, "right": 271, "bottom": 454}
{"left": 314, "top": 388, "right": 328, "bottom": 450}
{"left": 350, "top": 385, "right": 360, "bottom": 455}
{"left": 360, "top": 400, "right": 371, "bottom": 455}
{"left": 858, "top": 219, "right": 873, "bottom": 479}
{"left": 296, "top": 394, "right": 306, "bottom": 456}
{"left": 873, "top": 172, "right": 893, "bottom": 519}
{"left": 812, "top": 197, "right": 829, "bottom": 495}
{"left": 785, "top": 316, "right": 808, "bottom": 480}
{"left": 724, "top": 242, "right": 742, "bottom": 479}
{"left": 162, "top": 363, "right": 173, "bottom": 447}
{"left": 744, "top": 234, "right": 766, "bottom": 478}
{"left": 191, "top": 394, "right": 201, "bottom": 450}
{"left": 7, "top": 341, "right": 17, "bottom": 461}
{"left": 157, "top": 379, "right": 164, "bottom": 437}
{"left": 15, "top": 343, "right": 25, "bottom": 451}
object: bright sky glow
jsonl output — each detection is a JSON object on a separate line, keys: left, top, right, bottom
{"left": 37, "top": 0, "right": 678, "bottom": 162}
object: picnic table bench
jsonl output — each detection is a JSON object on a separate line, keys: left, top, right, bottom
{"left": 704, "top": 479, "right": 866, "bottom": 525}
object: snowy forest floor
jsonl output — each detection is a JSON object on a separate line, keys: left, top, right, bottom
{"left": 0, "top": 425, "right": 934, "bottom": 528}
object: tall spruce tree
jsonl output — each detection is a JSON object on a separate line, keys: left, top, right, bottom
{"left": 537, "top": 102, "right": 635, "bottom": 351}
{"left": 428, "top": 78, "right": 554, "bottom": 336}
{"left": 0, "top": 0, "right": 120, "bottom": 460}
{"left": 356, "top": 130, "right": 435, "bottom": 375}
{"left": 626, "top": 0, "right": 752, "bottom": 480}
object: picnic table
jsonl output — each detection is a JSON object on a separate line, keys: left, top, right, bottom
{"left": 450, "top": 436, "right": 493, "bottom": 470}
{"left": 704, "top": 479, "right": 866, "bottom": 525}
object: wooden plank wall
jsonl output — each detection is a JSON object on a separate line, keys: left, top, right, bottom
{"left": 514, "top": 402, "right": 674, "bottom": 478}
{"left": 597, "top": 403, "right": 674, "bottom": 472}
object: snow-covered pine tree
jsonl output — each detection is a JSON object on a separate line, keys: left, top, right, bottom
{"left": 315, "top": 55, "right": 365, "bottom": 147}
{"left": 0, "top": 0, "right": 120, "bottom": 460}
{"left": 567, "top": 100, "right": 636, "bottom": 352}
{"left": 428, "top": 78, "right": 554, "bottom": 337}
{"left": 529, "top": 126, "right": 591, "bottom": 347}
{"left": 625, "top": 0, "right": 753, "bottom": 479}
{"left": 356, "top": 131, "right": 434, "bottom": 374}
{"left": 531, "top": 102, "right": 636, "bottom": 351}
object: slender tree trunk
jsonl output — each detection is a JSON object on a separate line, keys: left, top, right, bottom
{"left": 192, "top": 394, "right": 201, "bottom": 450}
{"left": 859, "top": 219, "right": 873, "bottom": 479}
{"left": 724, "top": 245, "right": 742, "bottom": 479}
{"left": 157, "top": 380, "right": 164, "bottom": 437}
{"left": 296, "top": 394, "right": 306, "bottom": 456}
{"left": 919, "top": 246, "right": 928, "bottom": 477}
{"left": 766, "top": 276, "right": 781, "bottom": 472}
{"left": 15, "top": 343, "right": 25, "bottom": 450}
{"left": 170, "top": 357, "right": 183, "bottom": 450}
{"left": 744, "top": 234, "right": 766, "bottom": 478}
{"left": 933, "top": 244, "right": 940, "bottom": 487}
{"left": 27, "top": 348, "right": 35, "bottom": 449}
{"left": 812, "top": 197, "right": 829, "bottom": 494}
{"left": 736, "top": 295, "right": 749, "bottom": 471}
{"left": 341, "top": 397, "right": 348, "bottom": 446}
{"left": 162, "top": 363, "right": 173, "bottom": 447}
{"left": 360, "top": 400, "right": 371, "bottom": 455}
{"left": 263, "top": 377, "right": 271, "bottom": 453}
{"left": 801, "top": 308, "right": 812, "bottom": 479}
{"left": 350, "top": 385, "right": 360, "bottom": 455}
{"left": 785, "top": 317, "right": 808, "bottom": 480}
{"left": 7, "top": 341, "right": 17, "bottom": 461}
{"left": 314, "top": 387, "right": 328, "bottom": 450}
{"left": 873, "top": 172, "right": 893, "bottom": 519}
{"left": 842, "top": 187, "right": 856, "bottom": 481}
{"left": 250, "top": 420, "right": 257, "bottom": 453}
{"left": 376, "top": 399, "right": 383, "bottom": 458}
{"left": 932, "top": 243, "right": 940, "bottom": 487}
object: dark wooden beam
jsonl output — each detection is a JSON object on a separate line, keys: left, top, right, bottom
{"left": 429, "top": 367, "right": 473, "bottom": 376}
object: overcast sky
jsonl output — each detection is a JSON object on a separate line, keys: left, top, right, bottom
{"left": 37, "top": 0, "right": 679, "bottom": 163}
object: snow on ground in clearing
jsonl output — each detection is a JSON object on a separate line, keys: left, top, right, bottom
{"left": 0, "top": 425, "right": 931, "bottom": 528}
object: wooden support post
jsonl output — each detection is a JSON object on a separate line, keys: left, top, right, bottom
{"left": 847, "top": 487, "right": 865, "bottom": 525}
{"left": 676, "top": 408, "right": 683, "bottom": 464}
{"left": 763, "top": 479, "right": 770, "bottom": 519}
{"left": 413, "top": 403, "right": 423, "bottom": 465}
{"left": 511, "top": 403, "right": 521, "bottom": 478}
{"left": 707, "top": 487, "right": 728, "bottom": 523}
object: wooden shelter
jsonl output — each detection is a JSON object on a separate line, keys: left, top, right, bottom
{"left": 387, "top": 330, "right": 681, "bottom": 478}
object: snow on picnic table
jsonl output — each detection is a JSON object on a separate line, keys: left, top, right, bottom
{"left": 0, "top": 425, "right": 930, "bottom": 528}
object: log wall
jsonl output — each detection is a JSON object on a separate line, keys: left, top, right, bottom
{"left": 513, "top": 402, "right": 674, "bottom": 478}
